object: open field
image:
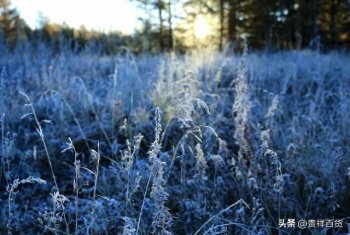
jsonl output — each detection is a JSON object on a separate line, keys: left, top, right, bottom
{"left": 1, "top": 43, "right": 350, "bottom": 234}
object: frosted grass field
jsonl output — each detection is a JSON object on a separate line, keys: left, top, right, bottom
{"left": 1, "top": 43, "right": 350, "bottom": 234}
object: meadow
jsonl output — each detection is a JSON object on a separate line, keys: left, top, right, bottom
{"left": 1, "top": 42, "right": 350, "bottom": 234}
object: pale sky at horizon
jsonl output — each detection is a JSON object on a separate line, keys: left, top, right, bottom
{"left": 10, "top": 0, "right": 143, "bottom": 34}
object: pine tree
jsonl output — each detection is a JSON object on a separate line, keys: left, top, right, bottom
{"left": 0, "top": 0, "right": 28, "bottom": 42}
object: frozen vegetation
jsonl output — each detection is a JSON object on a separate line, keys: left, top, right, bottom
{"left": 1, "top": 42, "right": 350, "bottom": 234}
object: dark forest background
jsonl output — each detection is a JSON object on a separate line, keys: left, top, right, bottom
{"left": 1, "top": 0, "right": 350, "bottom": 53}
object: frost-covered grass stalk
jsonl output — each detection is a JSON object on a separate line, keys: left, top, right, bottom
{"left": 194, "top": 199, "right": 250, "bottom": 235}
{"left": 7, "top": 177, "right": 46, "bottom": 233}
{"left": 19, "top": 92, "right": 59, "bottom": 191}
{"left": 136, "top": 107, "right": 164, "bottom": 234}
{"left": 91, "top": 142, "right": 101, "bottom": 231}
{"left": 232, "top": 39, "right": 252, "bottom": 153}
{"left": 62, "top": 138, "right": 80, "bottom": 235}
{"left": 19, "top": 91, "right": 70, "bottom": 234}
{"left": 39, "top": 191, "right": 70, "bottom": 233}
{"left": 123, "top": 134, "right": 143, "bottom": 207}
{"left": 0, "top": 67, "right": 6, "bottom": 185}
{"left": 194, "top": 143, "right": 207, "bottom": 182}
{"left": 148, "top": 108, "right": 173, "bottom": 234}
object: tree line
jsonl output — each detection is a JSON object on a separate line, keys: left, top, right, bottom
{"left": 1, "top": 0, "right": 349, "bottom": 53}
{"left": 135, "top": 0, "right": 350, "bottom": 50}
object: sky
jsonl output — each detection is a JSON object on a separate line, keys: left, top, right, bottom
{"left": 10, "top": 0, "right": 143, "bottom": 34}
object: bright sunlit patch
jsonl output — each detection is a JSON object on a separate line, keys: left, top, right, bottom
{"left": 194, "top": 15, "right": 211, "bottom": 39}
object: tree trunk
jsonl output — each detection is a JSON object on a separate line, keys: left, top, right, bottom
{"left": 311, "top": 0, "right": 318, "bottom": 39}
{"left": 158, "top": 0, "right": 164, "bottom": 51}
{"left": 219, "top": 0, "right": 225, "bottom": 50}
{"left": 228, "top": 0, "right": 236, "bottom": 43}
{"left": 168, "top": 0, "right": 173, "bottom": 49}
{"left": 330, "top": 0, "right": 337, "bottom": 46}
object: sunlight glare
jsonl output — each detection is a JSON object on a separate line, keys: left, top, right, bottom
{"left": 194, "top": 15, "right": 211, "bottom": 39}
